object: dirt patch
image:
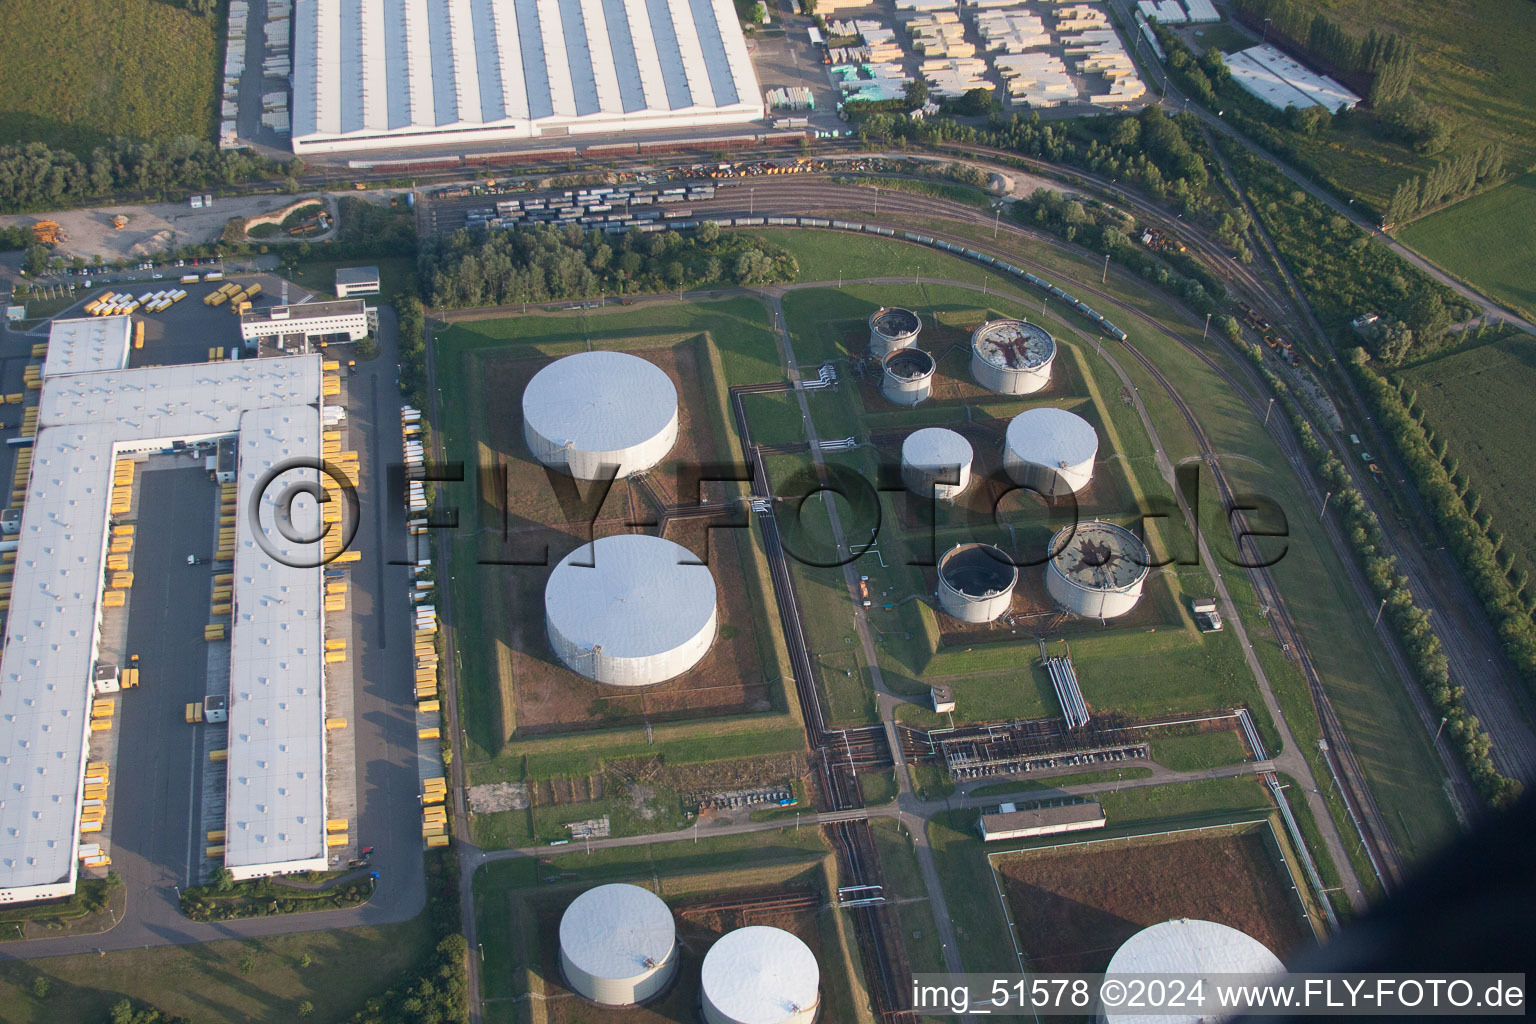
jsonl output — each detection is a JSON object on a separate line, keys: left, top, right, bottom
{"left": 994, "top": 826, "right": 1312, "bottom": 973}
{"left": 467, "top": 782, "right": 529, "bottom": 813}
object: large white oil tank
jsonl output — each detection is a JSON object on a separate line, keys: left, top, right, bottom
{"left": 901, "top": 427, "right": 973, "bottom": 501}
{"left": 545, "top": 534, "right": 717, "bottom": 685}
{"left": 971, "top": 320, "right": 1056, "bottom": 395}
{"left": 1046, "top": 520, "right": 1150, "bottom": 619}
{"left": 522, "top": 350, "right": 678, "bottom": 481}
{"left": 868, "top": 307, "right": 921, "bottom": 358}
{"left": 1101, "top": 919, "right": 1284, "bottom": 1024}
{"left": 881, "top": 348, "right": 936, "bottom": 406}
{"left": 701, "top": 926, "right": 820, "bottom": 1024}
{"left": 937, "top": 543, "right": 1018, "bottom": 623}
{"left": 559, "top": 883, "right": 678, "bottom": 1006}
{"left": 1003, "top": 407, "right": 1098, "bottom": 496}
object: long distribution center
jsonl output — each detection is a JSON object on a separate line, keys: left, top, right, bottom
{"left": 0, "top": 319, "right": 330, "bottom": 902}
{"left": 290, "top": 0, "right": 765, "bottom": 153}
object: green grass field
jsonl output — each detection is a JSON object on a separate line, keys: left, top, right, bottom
{"left": 1148, "top": 730, "right": 1251, "bottom": 771}
{"left": 1399, "top": 174, "right": 1536, "bottom": 320}
{"left": 1397, "top": 336, "right": 1536, "bottom": 583}
{"left": 0, "top": 0, "right": 219, "bottom": 151}
{"left": 0, "top": 916, "right": 436, "bottom": 1023}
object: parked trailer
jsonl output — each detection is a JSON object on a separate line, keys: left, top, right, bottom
{"left": 204, "top": 270, "right": 224, "bottom": 281}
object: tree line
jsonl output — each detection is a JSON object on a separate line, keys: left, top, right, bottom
{"left": 1383, "top": 144, "right": 1505, "bottom": 226}
{"left": 419, "top": 221, "right": 798, "bottom": 309}
{"left": 0, "top": 137, "right": 292, "bottom": 215}
{"left": 1230, "top": 336, "right": 1522, "bottom": 810}
{"left": 1217, "top": 136, "right": 1469, "bottom": 363}
{"left": 1229, "top": 0, "right": 1414, "bottom": 104}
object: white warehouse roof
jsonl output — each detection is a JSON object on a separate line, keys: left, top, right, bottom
{"left": 291, "top": 0, "right": 765, "bottom": 154}
{"left": 0, "top": 355, "right": 323, "bottom": 901}
{"left": 42, "top": 317, "right": 131, "bottom": 378}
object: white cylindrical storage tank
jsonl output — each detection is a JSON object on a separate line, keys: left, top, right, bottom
{"left": 522, "top": 350, "right": 678, "bottom": 481}
{"left": 1046, "top": 520, "right": 1150, "bottom": 620}
{"left": 1003, "top": 407, "right": 1098, "bottom": 496}
{"left": 701, "top": 926, "right": 820, "bottom": 1024}
{"left": 937, "top": 543, "right": 1018, "bottom": 623}
{"left": 901, "top": 427, "right": 974, "bottom": 501}
{"left": 559, "top": 883, "right": 679, "bottom": 1006}
{"left": 545, "top": 534, "right": 717, "bottom": 686}
{"left": 1101, "top": 919, "right": 1284, "bottom": 1024}
{"left": 881, "top": 348, "right": 936, "bottom": 406}
{"left": 868, "top": 306, "right": 921, "bottom": 358}
{"left": 971, "top": 320, "right": 1056, "bottom": 395}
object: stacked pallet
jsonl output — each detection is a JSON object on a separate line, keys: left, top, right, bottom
{"left": 422, "top": 778, "right": 448, "bottom": 847}
{"left": 80, "top": 762, "right": 109, "bottom": 834}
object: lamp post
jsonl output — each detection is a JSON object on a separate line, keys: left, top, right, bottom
{"left": 1318, "top": 490, "right": 1331, "bottom": 521}
{"left": 1264, "top": 397, "right": 1274, "bottom": 425}
{"left": 1202, "top": 312, "right": 1211, "bottom": 341}
{"left": 1102, "top": 252, "right": 1110, "bottom": 283}
{"left": 1374, "top": 596, "right": 1388, "bottom": 626}
{"left": 1262, "top": 17, "right": 1272, "bottom": 44}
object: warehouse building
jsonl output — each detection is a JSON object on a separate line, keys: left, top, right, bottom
{"left": 290, "top": 0, "right": 764, "bottom": 154}
{"left": 978, "top": 800, "right": 1105, "bottom": 841}
{"left": 0, "top": 323, "right": 329, "bottom": 902}
{"left": 239, "top": 299, "right": 371, "bottom": 349}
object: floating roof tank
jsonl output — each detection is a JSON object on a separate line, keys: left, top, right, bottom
{"left": 545, "top": 534, "right": 717, "bottom": 686}
{"left": 1102, "top": 919, "right": 1284, "bottom": 1024}
{"left": 701, "top": 926, "right": 821, "bottom": 1024}
{"left": 937, "top": 542, "right": 1018, "bottom": 623}
{"left": 1003, "top": 407, "right": 1098, "bottom": 496}
{"left": 523, "top": 350, "right": 678, "bottom": 481}
{"left": 881, "top": 348, "right": 936, "bottom": 406}
{"left": 868, "top": 307, "right": 922, "bottom": 359}
{"left": 901, "top": 427, "right": 974, "bottom": 501}
{"left": 559, "top": 883, "right": 679, "bottom": 1006}
{"left": 971, "top": 319, "right": 1056, "bottom": 395}
{"left": 1046, "top": 520, "right": 1149, "bottom": 619}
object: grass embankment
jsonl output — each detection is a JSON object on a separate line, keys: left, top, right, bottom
{"left": 0, "top": 0, "right": 218, "bottom": 151}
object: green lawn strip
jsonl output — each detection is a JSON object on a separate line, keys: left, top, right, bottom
{"left": 859, "top": 769, "right": 898, "bottom": 806}
{"left": 1147, "top": 730, "right": 1250, "bottom": 771}
{"left": 868, "top": 818, "right": 948, "bottom": 973}
{"left": 0, "top": 916, "right": 437, "bottom": 1024}
{"left": 966, "top": 767, "right": 1155, "bottom": 798}
{"left": 926, "top": 810, "right": 1019, "bottom": 973}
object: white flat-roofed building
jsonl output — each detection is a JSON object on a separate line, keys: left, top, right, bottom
{"left": 1224, "top": 44, "right": 1360, "bottom": 113}
{"left": 240, "top": 299, "right": 370, "bottom": 348}
{"left": 225, "top": 403, "right": 328, "bottom": 879}
{"left": 0, "top": 355, "right": 325, "bottom": 903}
{"left": 290, "top": 0, "right": 765, "bottom": 154}
{"left": 979, "top": 800, "right": 1106, "bottom": 841}
{"left": 43, "top": 317, "right": 132, "bottom": 378}
{"left": 334, "top": 266, "right": 380, "bottom": 297}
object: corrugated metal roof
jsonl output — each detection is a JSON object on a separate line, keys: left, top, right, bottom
{"left": 42, "top": 317, "right": 131, "bottom": 379}
{"left": 291, "top": 0, "right": 762, "bottom": 149}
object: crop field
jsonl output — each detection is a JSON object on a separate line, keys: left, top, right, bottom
{"left": 0, "top": 0, "right": 219, "bottom": 152}
{"left": 1397, "top": 336, "right": 1536, "bottom": 581}
{"left": 991, "top": 822, "right": 1313, "bottom": 973}
{"left": 472, "top": 829, "right": 868, "bottom": 1024}
{"left": 1399, "top": 174, "right": 1536, "bottom": 320}
{"left": 433, "top": 301, "right": 796, "bottom": 777}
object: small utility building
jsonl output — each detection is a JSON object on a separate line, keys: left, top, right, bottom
{"left": 979, "top": 801, "right": 1106, "bottom": 842}
{"left": 334, "top": 266, "right": 380, "bottom": 298}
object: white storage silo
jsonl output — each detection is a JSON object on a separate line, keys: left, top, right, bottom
{"left": 868, "top": 307, "right": 921, "bottom": 358}
{"left": 1101, "top": 919, "right": 1284, "bottom": 1024}
{"left": 971, "top": 320, "right": 1056, "bottom": 395}
{"left": 701, "top": 926, "right": 820, "bottom": 1024}
{"left": 545, "top": 534, "right": 717, "bottom": 686}
{"left": 937, "top": 543, "right": 1018, "bottom": 623}
{"left": 1003, "top": 407, "right": 1098, "bottom": 496}
{"left": 881, "top": 348, "right": 936, "bottom": 406}
{"left": 1046, "top": 520, "right": 1150, "bottom": 619}
{"left": 522, "top": 350, "right": 678, "bottom": 481}
{"left": 559, "top": 883, "right": 679, "bottom": 1006}
{"left": 901, "top": 428, "right": 973, "bottom": 501}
